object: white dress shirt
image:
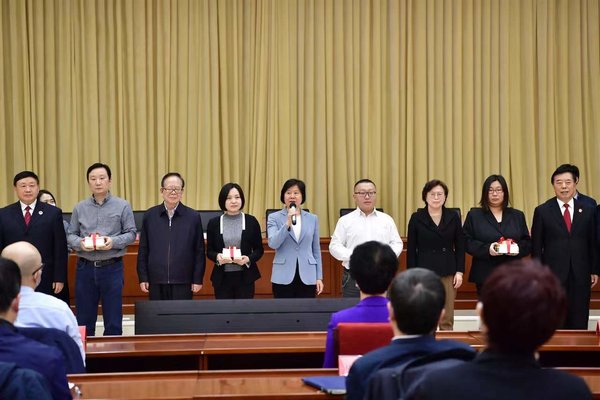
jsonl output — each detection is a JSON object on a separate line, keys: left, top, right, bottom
{"left": 556, "top": 198, "right": 575, "bottom": 223}
{"left": 329, "top": 208, "right": 403, "bottom": 269}
{"left": 15, "top": 286, "right": 85, "bottom": 364}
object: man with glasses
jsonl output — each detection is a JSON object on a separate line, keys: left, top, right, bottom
{"left": 136, "top": 172, "right": 205, "bottom": 300}
{"left": 330, "top": 179, "right": 403, "bottom": 297}
{"left": 1, "top": 241, "right": 84, "bottom": 363}
{"left": 67, "top": 163, "right": 136, "bottom": 336}
{"left": 0, "top": 171, "right": 69, "bottom": 303}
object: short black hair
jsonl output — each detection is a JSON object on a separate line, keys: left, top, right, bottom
{"left": 0, "top": 257, "right": 21, "bottom": 314}
{"left": 161, "top": 172, "right": 185, "bottom": 189}
{"left": 218, "top": 183, "right": 246, "bottom": 211}
{"left": 86, "top": 163, "right": 112, "bottom": 181}
{"left": 353, "top": 179, "right": 376, "bottom": 190}
{"left": 421, "top": 179, "right": 449, "bottom": 205}
{"left": 551, "top": 164, "right": 579, "bottom": 184}
{"left": 349, "top": 241, "right": 398, "bottom": 295}
{"left": 13, "top": 171, "right": 39, "bottom": 186}
{"left": 479, "top": 174, "right": 509, "bottom": 211}
{"left": 389, "top": 268, "right": 445, "bottom": 335}
{"left": 280, "top": 179, "right": 306, "bottom": 204}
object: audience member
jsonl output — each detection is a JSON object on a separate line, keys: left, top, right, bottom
{"left": 1, "top": 241, "right": 84, "bottom": 364}
{"left": 0, "top": 257, "right": 71, "bottom": 399}
{"left": 417, "top": 259, "right": 592, "bottom": 400}
{"left": 323, "top": 241, "right": 398, "bottom": 367}
{"left": 0, "top": 361, "right": 52, "bottom": 400}
{"left": 532, "top": 164, "right": 599, "bottom": 329}
{"left": 67, "top": 162, "right": 137, "bottom": 336}
{"left": 137, "top": 172, "right": 205, "bottom": 300}
{"left": 345, "top": 268, "right": 474, "bottom": 400}
{"left": 206, "top": 183, "right": 263, "bottom": 299}
{"left": 267, "top": 179, "right": 323, "bottom": 298}
{"left": 0, "top": 171, "right": 68, "bottom": 303}
{"left": 330, "top": 179, "right": 403, "bottom": 297}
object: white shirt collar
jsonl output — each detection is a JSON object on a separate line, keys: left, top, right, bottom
{"left": 20, "top": 200, "right": 37, "bottom": 213}
{"left": 556, "top": 197, "right": 575, "bottom": 210}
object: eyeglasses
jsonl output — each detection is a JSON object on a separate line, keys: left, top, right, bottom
{"left": 428, "top": 192, "right": 446, "bottom": 198}
{"left": 32, "top": 263, "right": 44, "bottom": 276}
{"left": 354, "top": 191, "right": 377, "bottom": 198}
{"left": 488, "top": 188, "right": 504, "bottom": 194}
{"left": 162, "top": 187, "right": 183, "bottom": 194}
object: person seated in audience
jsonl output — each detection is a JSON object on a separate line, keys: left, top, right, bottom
{"left": 345, "top": 268, "right": 474, "bottom": 400}
{"left": 323, "top": 241, "right": 398, "bottom": 368}
{"left": 0, "top": 361, "right": 52, "bottom": 400}
{"left": 0, "top": 257, "right": 71, "bottom": 399}
{"left": 417, "top": 259, "right": 593, "bottom": 400}
{"left": 1, "top": 241, "right": 85, "bottom": 364}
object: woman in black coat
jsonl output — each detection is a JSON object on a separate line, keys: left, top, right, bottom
{"left": 463, "top": 174, "right": 531, "bottom": 295}
{"left": 407, "top": 179, "right": 465, "bottom": 330}
{"left": 206, "top": 183, "right": 264, "bottom": 299}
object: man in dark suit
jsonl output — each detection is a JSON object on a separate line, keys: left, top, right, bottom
{"left": 0, "top": 257, "right": 71, "bottom": 399}
{"left": 0, "top": 171, "right": 68, "bottom": 303}
{"left": 532, "top": 164, "right": 599, "bottom": 329}
{"left": 345, "top": 268, "right": 474, "bottom": 400}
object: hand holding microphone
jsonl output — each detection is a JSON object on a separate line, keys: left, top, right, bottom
{"left": 289, "top": 202, "right": 297, "bottom": 225}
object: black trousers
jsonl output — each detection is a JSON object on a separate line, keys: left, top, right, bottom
{"left": 214, "top": 271, "right": 255, "bottom": 299}
{"left": 148, "top": 283, "right": 193, "bottom": 300}
{"left": 272, "top": 265, "right": 316, "bottom": 298}
{"left": 342, "top": 269, "right": 360, "bottom": 298}
{"left": 563, "top": 267, "right": 591, "bottom": 329}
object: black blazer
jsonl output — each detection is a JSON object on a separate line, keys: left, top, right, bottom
{"left": 417, "top": 350, "right": 592, "bottom": 400}
{"left": 0, "top": 202, "right": 68, "bottom": 292}
{"left": 532, "top": 198, "right": 598, "bottom": 284}
{"left": 463, "top": 207, "right": 531, "bottom": 285}
{"left": 406, "top": 207, "right": 465, "bottom": 277}
{"left": 206, "top": 213, "right": 263, "bottom": 287}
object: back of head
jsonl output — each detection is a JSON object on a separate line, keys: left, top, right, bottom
{"left": 389, "top": 268, "right": 445, "bottom": 335}
{"left": 0, "top": 242, "right": 42, "bottom": 278}
{"left": 349, "top": 241, "right": 398, "bottom": 295}
{"left": 0, "top": 258, "right": 21, "bottom": 314}
{"left": 481, "top": 259, "right": 566, "bottom": 354}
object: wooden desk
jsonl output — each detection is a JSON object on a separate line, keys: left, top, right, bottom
{"left": 69, "top": 369, "right": 340, "bottom": 399}
{"left": 85, "top": 330, "right": 600, "bottom": 373}
{"left": 560, "top": 368, "right": 600, "bottom": 399}
{"left": 86, "top": 332, "right": 327, "bottom": 373}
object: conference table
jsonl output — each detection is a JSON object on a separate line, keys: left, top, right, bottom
{"left": 68, "top": 367, "right": 600, "bottom": 399}
{"left": 85, "top": 330, "right": 600, "bottom": 373}
{"left": 69, "top": 368, "right": 341, "bottom": 399}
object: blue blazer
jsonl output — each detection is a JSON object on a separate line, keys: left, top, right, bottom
{"left": 267, "top": 208, "right": 323, "bottom": 285}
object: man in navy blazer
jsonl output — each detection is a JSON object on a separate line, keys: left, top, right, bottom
{"left": 0, "top": 257, "right": 71, "bottom": 400}
{"left": 345, "top": 268, "right": 474, "bottom": 400}
{"left": 532, "top": 164, "right": 599, "bottom": 329}
{"left": 0, "top": 171, "right": 68, "bottom": 303}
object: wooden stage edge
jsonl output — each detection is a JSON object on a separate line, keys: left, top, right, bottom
{"left": 67, "top": 237, "right": 600, "bottom": 314}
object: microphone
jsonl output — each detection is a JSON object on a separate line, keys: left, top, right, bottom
{"left": 290, "top": 202, "right": 297, "bottom": 225}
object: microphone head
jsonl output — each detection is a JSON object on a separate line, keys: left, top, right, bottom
{"left": 289, "top": 202, "right": 297, "bottom": 209}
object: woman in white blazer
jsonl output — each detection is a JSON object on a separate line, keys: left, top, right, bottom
{"left": 267, "top": 179, "right": 324, "bottom": 298}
